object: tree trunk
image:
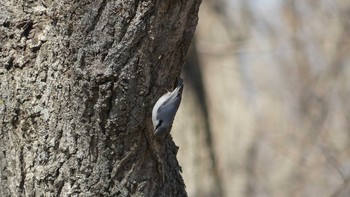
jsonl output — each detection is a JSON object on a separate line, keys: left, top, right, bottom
{"left": 0, "top": 0, "right": 201, "bottom": 196}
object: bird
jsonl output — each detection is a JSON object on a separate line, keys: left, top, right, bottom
{"left": 152, "top": 78, "right": 184, "bottom": 137}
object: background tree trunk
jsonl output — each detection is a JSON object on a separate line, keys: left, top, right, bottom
{"left": 0, "top": 0, "right": 201, "bottom": 196}
{"left": 173, "top": 1, "right": 350, "bottom": 196}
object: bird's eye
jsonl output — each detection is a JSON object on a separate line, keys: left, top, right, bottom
{"left": 156, "top": 120, "right": 163, "bottom": 130}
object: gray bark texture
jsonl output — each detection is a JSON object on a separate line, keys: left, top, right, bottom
{"left": 0, "top": 0, "right": 201, "bottom": 196}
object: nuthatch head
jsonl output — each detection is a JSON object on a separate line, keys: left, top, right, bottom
{"left": 152, "top": 78, "right": 184, "bottom": 137}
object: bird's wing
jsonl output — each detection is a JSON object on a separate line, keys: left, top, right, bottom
{"left": 156, "top": 94, "right": 182, "bottom": 125}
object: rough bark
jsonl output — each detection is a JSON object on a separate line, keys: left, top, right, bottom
{"left": 0, "top": 0, "right": 201, "bottom": 196}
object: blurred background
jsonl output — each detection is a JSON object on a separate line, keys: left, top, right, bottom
{"left": 172, "top": 0, "right": 350, "bottom": 196}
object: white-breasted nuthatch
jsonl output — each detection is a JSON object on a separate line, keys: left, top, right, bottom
{"left": 152, "top": 78, "right": 184, "bottom": 137}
